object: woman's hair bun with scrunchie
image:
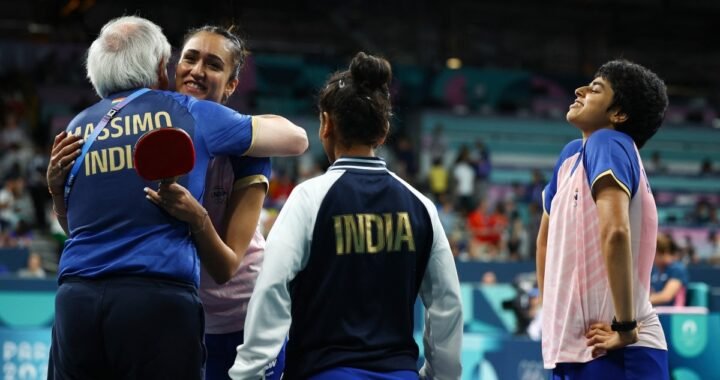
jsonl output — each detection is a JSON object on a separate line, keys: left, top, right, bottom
{"left": 349, "top": 52, "right": 392, "bottom": 94}
{"left": 318, "top": 51, "right": 393, "bottom": 147}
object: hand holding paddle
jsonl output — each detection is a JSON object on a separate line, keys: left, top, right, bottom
{"left": 136, "top": 127, "right": 206, "bottom": 231}
{"left": 144, "top": 182, "right": 208, "bottom": 233}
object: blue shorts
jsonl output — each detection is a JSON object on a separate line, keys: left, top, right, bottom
{"left": 308, "top": 367, "right": 418, "bottom": 380}
{"left": 204, "top": 331, "right": 286, "bottom": 380}
{"left": 552, "top": 347, "right": 669, "bottom": 380}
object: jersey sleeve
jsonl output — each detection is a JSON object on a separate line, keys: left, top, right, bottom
{"left": 543, "top": 176, "right": 557, "bottom": 215}
{"left": 191, "top": 99, "right": 255, "bottom": 157}
{"left": 229, "top": 184, "right": 313, "bottom": 379}
{"left": 583, "top": 129, "right": 640, "bottom": 198}
{"left": 418, "top": 201, "right": 463, "bottom": 380}
{"left": 544, "top": 139, "right": 583, "bottom": 215}
{"left": 229, "top": 156, "right": 271, "bottom": 193}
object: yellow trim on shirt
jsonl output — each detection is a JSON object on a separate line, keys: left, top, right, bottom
{"left": 242, "top": 117, "right": 258, "bottom": 156}
{"left": 232, "top": 175, "right": 269, "bottom": 194}
{"left": 591, "top": 169, "right": 631, "bottom": 198}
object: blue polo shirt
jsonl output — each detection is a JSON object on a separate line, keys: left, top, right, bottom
{"left": 58, "top": 89, "right": 254, "bottom": 287}
{"left": 651, "top": 262, "right": 689, "bottom": 306}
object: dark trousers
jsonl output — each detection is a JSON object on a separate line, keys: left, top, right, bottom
{"left": 51, "top": 276, "right": 206, "bottom": 380}
{"left": 204, "top": 330, "right": 244, "bottom": 380}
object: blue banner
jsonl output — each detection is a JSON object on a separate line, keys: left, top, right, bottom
{"left": 660, "top": 313, "right": 720, "bottom": 380}
{"left": 0, "top": 328, "right": 51, "bottom": 380}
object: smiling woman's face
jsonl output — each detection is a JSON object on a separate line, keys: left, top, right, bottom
{"left": 176, "top": 31, "right": 237, "bottom": 103}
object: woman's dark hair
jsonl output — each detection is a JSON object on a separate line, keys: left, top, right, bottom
{"left": 595, "top": 60, "right": 668, "bottom": 149}
{"left": 183, "top": 25, "right": 247, "bottom": 81}
{"left": 318, "top": 52, "right": 392, "bottom": 147}
{"left": 657, "top": 233, "right": 678, "bottom": 255}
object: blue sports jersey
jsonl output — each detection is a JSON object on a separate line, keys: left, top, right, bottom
{"left": 543, "top": 130, "right": 642, "bottom": 214}
{"left": 231, "top": 157, "right": 463, "bottom": 380}
{"left": 285, "top": 158, "right": 434, "bottom": 377}
{"left": 58, "top": 89, "right": 255, "bottom": 287}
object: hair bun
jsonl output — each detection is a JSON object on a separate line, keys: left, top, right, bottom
{"left": 349, "top": 52, "right": 392, "bottom": 92}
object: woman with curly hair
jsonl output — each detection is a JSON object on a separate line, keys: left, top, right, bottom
{"left": 537, "top": 60, "right": 670, "bottom": 379}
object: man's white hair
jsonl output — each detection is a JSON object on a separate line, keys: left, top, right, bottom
{"left": 86, "top": 16, "right": 172, "bottom": 98}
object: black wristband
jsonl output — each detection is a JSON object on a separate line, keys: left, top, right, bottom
{"left": 611, "top": 317, "right": 637, "bottom": 332}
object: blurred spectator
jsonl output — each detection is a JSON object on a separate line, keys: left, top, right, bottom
{"left": 466, "top": 199, "right": 491, "bottom": 260}
{"left": 700, "top": 229, "right": 720, "bottom": 265}
{"left": 505, "top": 181, "right": 527, "bottom": 204}
{"left": 467, "top": 200, "right": 508, "bottom": 260}
{"left": 699, "top": 158, "right": 716, "bottom": 176}
{"left": 427, "top": 124, "right": 448, "bottom": 162}
{"left": 488, "top": 202, "right": 509, "bottom": 256}
{"left": 502, "top": 199, "right": 518, "bottom": 226}
{"left": 506, "top": 214, "right": 528, "bottom": 261}
{"left": 0, "top": 166, "right": 36, "bottom": 233}
{"left": 0, "top": 181, "right": 13, "bottom": 232}
{"left": 26, "top": 144, "right": 51, "bottom": 229}
{"left": 471, "top": 139, "right": 491, "bottom": 201}
{"left": 650, "top": 233, "right": 689, "bottom": 306}
{"left": 647, "top": 151, "right": 669, "bottom": 174}
{"left": 680, "top": 235, "right": 698, "bottom": 264}
{"left": 481, "top": 271, "right": 497, "bottom": 285}
{"left": 17, "top": 252, "right": 46, "bottom": 279}
{"left": 8, "top": 219, "right": 34, "bottom": 248}
{"left": 688, "top": 198, "right": 716, "bottom": 226}
{"left": 436, "top": 194, "right": 463, "bottom": 257}
{"left": 437, "top": 194, "right": 459, "bottom": 235}
{"left": 428, "top": 157, "right": 449, "bottom": 201}
{"left": 452, "top": 146, "right": 475, "bottom": 214}
{"left": 1, "top": 107, "right": 33, "bottom": 169}
{"left": 524, "top": 169, "right": 545, "bottom": 207}
{"left": 0, "top": 110, "right": 31, "bottom": 151}
{"left": 267, "top": 169, "right": 295, "bottom": 208}
{"left": 394, "top": 135, "right": 418, "bottom": 181}
{"left": 296, "top": 154, "right": 325, "bottom": 184}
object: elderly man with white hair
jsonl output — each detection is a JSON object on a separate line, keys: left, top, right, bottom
{"left": 46, "top": 16, "right": 307, "bottom": 379}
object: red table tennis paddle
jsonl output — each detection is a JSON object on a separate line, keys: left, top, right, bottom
{"left": 134, "top": 128, "right": 195, "bottom": 183}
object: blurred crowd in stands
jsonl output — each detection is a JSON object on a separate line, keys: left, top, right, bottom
{"left": 262, "top": 120, "right": 720, "bottom": 268}
{"left": 2, "top": 41, "right": 720, "bottom": 279}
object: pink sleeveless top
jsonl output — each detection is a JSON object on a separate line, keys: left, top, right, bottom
{"left": 541, "top": 130, "right": 666, "bottom": 368}
{"left": 199, "top": 156, "right": 269, "bottom": 334}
